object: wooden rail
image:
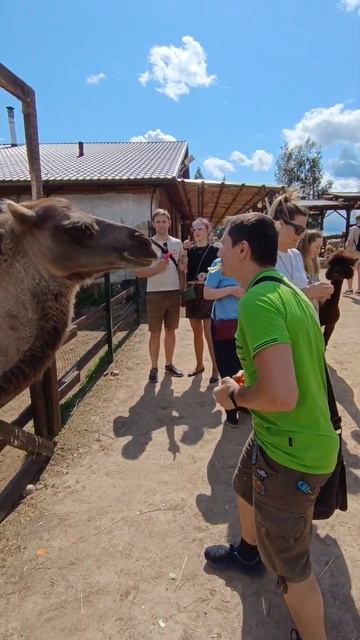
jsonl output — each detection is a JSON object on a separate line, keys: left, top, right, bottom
{"left": 0, "top": 277, "right": 143, "bottom": 522}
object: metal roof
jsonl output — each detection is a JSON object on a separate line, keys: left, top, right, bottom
{"left": 0, "top": 141, "right": 188, "bottom": 183}
{"left": 174, "top": 179, "right": 282, "bottom": 224}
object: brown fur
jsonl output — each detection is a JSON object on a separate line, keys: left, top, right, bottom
{"left": 319, "top": 251, "right": 356, "bottom": 347}
{"left": 0, "top": 198, "right": 155, "bottom": 406}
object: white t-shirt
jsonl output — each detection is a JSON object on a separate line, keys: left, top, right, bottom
{"left": 147, "top": 235, "right": 183, "bottom": 292}
{"left": 276, "top": 249, "right": 308, "bottom": 290}
{"left": 346, "top": 225, "right": 360, "bottom": 253}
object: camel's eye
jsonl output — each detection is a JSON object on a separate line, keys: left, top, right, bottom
{"left": 63, "top": 222, "right": 97, "bottom": 243}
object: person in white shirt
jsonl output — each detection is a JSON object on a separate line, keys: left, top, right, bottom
{"left": 269, "top": 191, "right": 333, "bottom": 303}
{"left": 344, "top": 213, "right": 360, "bottom": 295}
{"left": 135, "top": 209, "right": 186, "bottom": 383}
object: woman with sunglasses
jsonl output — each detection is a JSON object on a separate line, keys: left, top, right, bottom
{"left": 183, "top": 218, "right": 219, "bottom": 381}
{"left": 269, "top": 191, "right": 333, "bottom": 302}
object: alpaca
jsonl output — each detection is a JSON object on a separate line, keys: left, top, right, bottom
{"left": 0, "top": 198, "right": 156, "bottom": 406}
{"left": 319, "top": 252, "right": 356, "bottom": 347}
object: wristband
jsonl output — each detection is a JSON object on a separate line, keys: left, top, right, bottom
{"left": 229, "top": 388, "right": 240, "bottom": 409}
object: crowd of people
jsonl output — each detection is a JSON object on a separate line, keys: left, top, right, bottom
{"left": 134, "top": 192, "right": 356, "bottom": 640}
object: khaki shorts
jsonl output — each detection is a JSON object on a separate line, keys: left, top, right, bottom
{"left": 233, "top": 434, "right": 331, "bottom": 584}
{"left": 146, "top": 290, "right": 180, "bottom": 332}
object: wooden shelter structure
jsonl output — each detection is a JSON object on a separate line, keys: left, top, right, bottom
{"left": 170, "top": 179, "right": 282, "bottom": 227}
{"left": 298, "top": 194, "right": 360, "bottom": 237}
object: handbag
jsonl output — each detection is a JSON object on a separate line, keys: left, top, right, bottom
{"left": 181, "top": 285, "right": 196, "bottom": 303}
{"left": 249, "top": 274, "right": 348, "bottom": 520}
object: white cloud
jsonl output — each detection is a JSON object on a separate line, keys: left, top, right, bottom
{"left": 129, "top": 129, "right": 176, "bottom": 142}
{"left": 139, "top": 35, "right": 216, "bottom": 101}
{"left": 340, "top": 0, "right": 360, "bottom": 13}
{"left": 231, "top": 149, "right": 273, "bottom": 171}
{"left": 203, "top": 157, "right": 235, "bottom": 180}
{"left": 283, "top": 104, "right": 360, "bottom": 147}
{"left": 330, "top": 146, "right": 360, "bottom": 178}
{"left": 86, "top": 72, "right": 106, "bottom": 85}
{"left": 325, "top": 175, "right": 360, "bottom": 192}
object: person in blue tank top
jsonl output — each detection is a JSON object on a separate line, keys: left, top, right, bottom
{"left": 204, "top": 257, "right": 244, "bottom": 426}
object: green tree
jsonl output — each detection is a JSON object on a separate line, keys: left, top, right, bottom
{"left": 194, "top": 166, "right": 205, "bottom": 179}
{"left": 275, "top": 137, "right": 333, "bottom": 199}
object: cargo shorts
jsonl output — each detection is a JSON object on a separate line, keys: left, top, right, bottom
{"left": 233, "top": 434, "right": 331, "bottom": 585}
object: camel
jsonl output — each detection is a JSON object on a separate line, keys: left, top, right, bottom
{"left": 319, "top": 251, "right": 356, "bottom": 347}
{"left": 0, "top": 197, "right": 156, "bottom": 406}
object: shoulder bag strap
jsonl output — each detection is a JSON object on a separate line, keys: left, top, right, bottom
{"left": 151, "top": 239, "right": 178, "bottom": 268}
{"left": 191, "top": 244, "right": 212, "bottom": 281}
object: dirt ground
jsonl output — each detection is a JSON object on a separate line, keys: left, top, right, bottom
{"left": 1, "top": 293, "right": 359, "bottom": 640}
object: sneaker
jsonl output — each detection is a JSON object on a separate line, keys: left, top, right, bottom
{"left": 343, "top": 288, "right": 353, "bottom": 295}
{"left": 165, "top": 364, "right": 184, "bottom": 377}
{"left": 148, "top": 367, "right": 158, "bottom": 383}
{"left": 204, "top": 543, "right": 264, "bottom": 574}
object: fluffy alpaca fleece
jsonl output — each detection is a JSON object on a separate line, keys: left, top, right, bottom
{"left": 0, "top": 198, "right": 155, "bottom": 407}
{"left": 319, "top": 251, "right": 356, "bottom": 347}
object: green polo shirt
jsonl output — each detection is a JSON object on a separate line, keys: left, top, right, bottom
{"left": 236, "top": 269, "right": 339, "bottom": 474}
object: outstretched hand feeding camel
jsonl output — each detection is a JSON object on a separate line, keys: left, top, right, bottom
{"left": 0, "top": 197, "right": 156, "bottom": 407}
{"left": 319, "top": 251, "right": 356, "bottom": 347}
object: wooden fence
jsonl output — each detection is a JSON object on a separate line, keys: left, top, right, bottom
{"left": 0, "top": 275, "right": 144, "bottom": 522}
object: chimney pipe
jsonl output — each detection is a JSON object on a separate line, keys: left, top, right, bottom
{"left": 6, "top": 106, "right": 17, "bottom": 147}
{"left": 78, "top": 141, "right": 84, "bottom": 157}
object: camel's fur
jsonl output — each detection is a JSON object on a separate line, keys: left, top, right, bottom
{"left": 319, "top": 251, "right": 356, "bottom": 347}
{"left": 0, "top": 198, "right": 155, "bottom": 406}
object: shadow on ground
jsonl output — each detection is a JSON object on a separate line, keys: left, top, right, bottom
{"left": 113, "top": 373, "right": 222, "bottom": 460}
{"left": 196, "top": 407, "right": 359, "bottom": 638}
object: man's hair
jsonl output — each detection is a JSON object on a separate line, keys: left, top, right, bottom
{"left": 269, "top": 189, "right": 309, "bottom": 222}
{"left": 152, "top": 208, "right": 171, "bottom": 222}
{"left": 225, "top": 212, "right": 278, "bottom": 266}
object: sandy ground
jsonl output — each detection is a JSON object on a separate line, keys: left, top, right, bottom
{"left": 0, "top": 293, "right": 359, "bottom": 640}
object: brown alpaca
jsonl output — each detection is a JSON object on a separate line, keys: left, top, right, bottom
{"left": 0, "top": 198, "right": 156, "bottom": 406}
{"left": 319, "top": 252, "right": 356, "bottom": 347}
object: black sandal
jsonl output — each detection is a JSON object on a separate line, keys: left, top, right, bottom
{"left": 188, "top": 367, "right": 205, "bottom": 377}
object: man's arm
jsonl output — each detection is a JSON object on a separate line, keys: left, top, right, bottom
{"left": 134, "top": 260, "right": 167, "bottom": 279}
{"left": 301, "top": 281, "right": 334, "bottom": 300}
{"left": 214, "top": 343, "right": 298, "bottom": 412}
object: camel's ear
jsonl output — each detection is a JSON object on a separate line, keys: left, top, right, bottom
{"left": 5, "top": 201, "right": 36, "bottom": 228}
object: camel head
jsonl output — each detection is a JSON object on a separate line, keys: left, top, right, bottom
{"left": 325, "top": 251, "right": 356, "bottom": 282}
{"left": 0, "top": 197, "right": 156, "bottom": 282}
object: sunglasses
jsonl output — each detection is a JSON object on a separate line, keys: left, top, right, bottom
{"left": 283, "top": 219, "right": 306, "bottom": 236}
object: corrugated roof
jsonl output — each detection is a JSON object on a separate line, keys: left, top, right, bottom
{"left": 0, "top": 141, "right": 188, "bottom": 182}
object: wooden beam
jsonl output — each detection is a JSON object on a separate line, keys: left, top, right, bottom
{"left": 200, "top": 180, "right": 205, "bottom": 218}
{"left": 0, "top": 63, "right": 31, "bottom": 103}
{"left": 235, "top": 186, "right": 266, "bottom": 215}
{"left": 0, "top": 455, "right": 49, "bottom": 523}
{"left": 216, "top": 184, "right": 246, "bottom": 223}
{"left": 179, "top": 180, "right": 194, "bottom": 220}
{"left": 0, "top": 419, "right": 54, "bottom": 457}
{"left": 209, "top": 181, "right": 226, "bottom": 222}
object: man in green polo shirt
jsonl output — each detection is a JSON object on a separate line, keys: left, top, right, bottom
{"left": 206, "top": 212, "right": 338, "bottom": 640}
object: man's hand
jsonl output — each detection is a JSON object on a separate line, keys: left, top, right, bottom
{"left": 306, "top": 281, "right": 334, "bottom": 301}
{"left": 231, "top": 285, "right": 245, "bottom": 298}
{"left": 214, "top": 376, "right": 240, "bottom": 411}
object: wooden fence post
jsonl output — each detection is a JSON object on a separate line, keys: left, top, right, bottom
{"left": 104, "top": 273, "right": 114, "bottom": 362}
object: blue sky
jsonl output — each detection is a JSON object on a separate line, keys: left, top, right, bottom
{"left": 1, "top": 0, "right": 359, "bottom": 233}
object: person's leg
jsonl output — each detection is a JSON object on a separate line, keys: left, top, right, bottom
{"left": 149, "top": 331, "right": 161, "bottom": 368}
{"left": 189, "top": 318, "right": 204, "bottom": 372}
{"left": 283, "top": 573, "right": 326, "bottom": 640}
{"left": 237, "top": 495, "right": 257, "bottom": 545}
{"left": 203, "top": 318, "right": 219, "bottom": 380}
{"left": 356, "top": 261, "right": 360, "bottom": 292}
{"left": 164, "top": 327, "right": 176, "bottom": 365}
